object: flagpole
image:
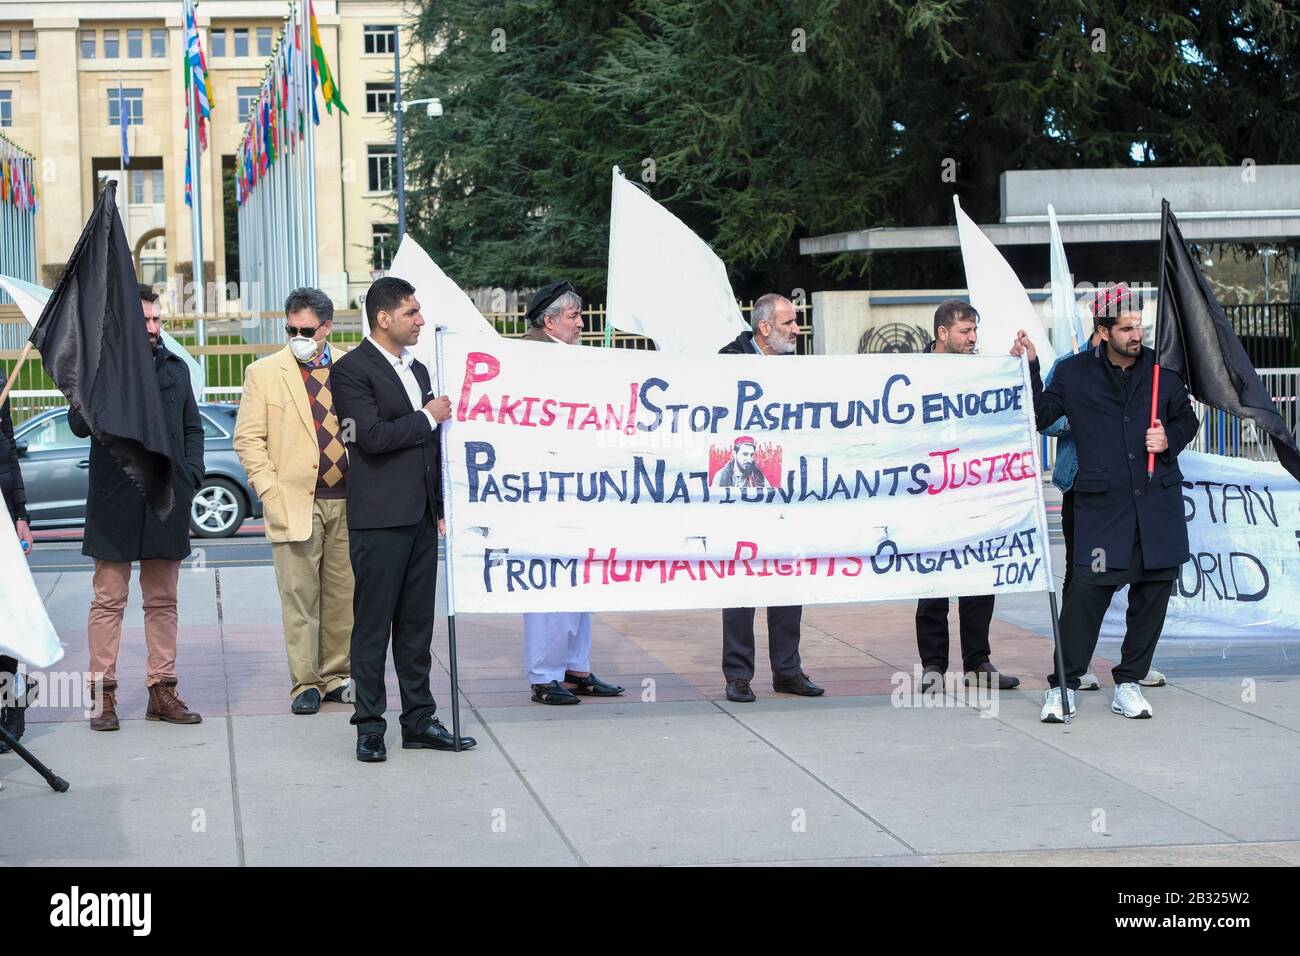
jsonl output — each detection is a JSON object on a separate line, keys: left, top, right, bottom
{"left": 185, "top": 18, "right": 206, "bottom": 344}
{"left": 301, "top": 0, "right": 318, "bottom": 288}
{"left": 434, "top": 326, "right": 462, "bottom": 751}
{"left": 1148, "top": 199, "right": 1169, "bottom": 482}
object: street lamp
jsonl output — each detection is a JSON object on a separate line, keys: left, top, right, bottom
{"left": 391, "top": 25, "right": 444, "bottom": 241}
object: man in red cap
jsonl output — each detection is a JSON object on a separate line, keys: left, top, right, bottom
{"left": 717, "top": 293, "right": 823, "bottom": 702}
{"left": 715, "top": 435, "right": 767, "bottom": 488}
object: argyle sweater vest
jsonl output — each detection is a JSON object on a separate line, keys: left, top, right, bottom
{"left": 299, "top": 362, "right": 348, "bottom": 498}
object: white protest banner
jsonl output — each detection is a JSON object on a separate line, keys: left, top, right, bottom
{"left": 0, "top": 500, "right": 63, "bottom": 668}
{"left": 1102, "top": 451, "right": 1300, "bottom": 641}
{"left": 437, "top": 337, "right": 1053, "bottom": 613}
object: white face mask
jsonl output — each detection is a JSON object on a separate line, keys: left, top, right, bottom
{"left": 290, "top": 335, "right": 320, "bottom": 362}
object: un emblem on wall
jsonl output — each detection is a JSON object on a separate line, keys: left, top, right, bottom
{"left": 859, "top": 323, "right": 930, "bottom": 354}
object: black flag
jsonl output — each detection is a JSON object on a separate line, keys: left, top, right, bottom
{"left": 1156, "top": 199, "right": 1300, "bottom": 482}
{"left": 29, "top": 180, "right": 177, "bottom": 517}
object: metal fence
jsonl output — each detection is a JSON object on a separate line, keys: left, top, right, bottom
{"left": 1223, "top": 303, "right": 1300, "bottom": 368}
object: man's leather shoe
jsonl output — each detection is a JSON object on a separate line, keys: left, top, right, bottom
{"left": 564, "top": 671, "right": 624, "bottom": 696}
{"left": 145, "top": 680, "right": 202, "bottom": 724}
{"left": 89, "top": 682, "right": 120, "bottom": 732}
{"left": 322, "top": 681, "right": 351, "bottom": 703}
{"left": 356, "top": 733, "right": 386, "bottom": 762}
{"left": 402, "top": 717, "right": 477, "bottom": 751}
{"left": 726, "top": 678, "right": 756, "bottom": 702}
{"left": 965, "top": 661, "right": 1020, "bottom": 690}
{"left": 531, "top": 680, "right": 580, "bottom": 705}
{"left": 920, "top": 667, "right": 944, "bottom": 693}
{"left": 773, "top": 673, "right": 825, "bottom": 696}
{"left": 291, "top": 688, "right": 322, "bottom": 715}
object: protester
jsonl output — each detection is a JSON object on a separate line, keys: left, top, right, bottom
{"left": 518, "top": 281, "right": 624, "bottom": 705}
{"left": 331, "top": 276, "right": 475, "bottom": 761}
{"left": 915, "top": 300, "right": 1020, "bottom": 692}
{"left": 0, "top": 378, "right": 36, "bottom": 751}
{"left": 1021, "top": 283, "right": 1199, "bottom": 722}
{"left": 234, "top": 288, "right": 354, "bottom": 715}
{"left": 1045, "top": 286, "right": 1165, "bottom": 692}
{"left": 69, "top": 284, "right": 205, "bottom": 731}
{"left": 718, "top": 293, "right": 824, "bottom": 703}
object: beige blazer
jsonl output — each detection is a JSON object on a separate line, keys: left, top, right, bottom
{"left": 233, "top": 344, "right": 347, "bottom": 543}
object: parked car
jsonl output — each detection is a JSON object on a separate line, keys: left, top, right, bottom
{"left": 12, "top": 403, "right": 263, "bottom": 539}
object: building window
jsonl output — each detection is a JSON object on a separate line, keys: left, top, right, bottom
{"left": 365, "top": 83, "right": 395, "bottom": 114}
{"left": 0, "top": 90, "right": 12, "bottom": 127}
{"left": 108, "top": 87, "right": 144, "bottom": 126}
{"left": 103, "top": 29, "right": 119, "bottom": 58}
{"left": 256, "top": 27, "right": 272, "bottom": 56}
{"left": 233, "top": 28, "right": 248, "bottom": 57}
{"left": 131, "top": 169, "right": 146, "bottom": 204}
{"left": 363, "top": 25, "right": 396, "bottom": 55}
{"left": 372, "top": 224, "right": 395, "bottom": 271}
{"left": 237, "top": 86, "right": 259, "bottom": 123}
{"left": 19, "top": 30, "right": 35, "bottom": 60}
{"left": 153, "top": 168, "right": 165, "bottom": 203}
{"left": 127, "top": 29, "right": 143, "bottom": 58}
{"left": 151, "top": 28, "right": 166, "bottom": 58}
{"left": 0, "top": 32, "right": 10, "bottom": 61}
{"left": 209, "top": 29, "right": 225, "bottom": 57}
{"left": 132, "top": 169, "right": 164, "bottom": 204}
{"left": 367, "top": 145, "right": 396, "bottom": 193}
{"left": 81, "top": 30, "right": 97, "bottom": 59}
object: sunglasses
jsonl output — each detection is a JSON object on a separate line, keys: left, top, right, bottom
{"left": 285, "top": 323, "right": 324, "bottom": 337}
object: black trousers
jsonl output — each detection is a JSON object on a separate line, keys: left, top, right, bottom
{"left": 915, "top": 595, "right": 995, "bottom": 671}
{"left": 347, "top": 507, "right": 439, "bottom": 738}
{"left": 1049, "top": 577, "right": 1173, "bottom": 690}
{"left": 722, "top": 606, "right": 802, "bottom": 682}
{"left": 1060, "top": 488, "right": 1076, "bottom": 597}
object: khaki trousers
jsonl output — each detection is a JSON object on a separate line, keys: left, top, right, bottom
{"left": 88, "top": 559, "right": 181, "bottom": 687}
{"left": 271, "top": 496, "right": 354, "bottom": 699}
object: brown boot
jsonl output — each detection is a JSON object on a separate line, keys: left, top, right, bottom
{"left": 146, "top": 680, "right": 202, "bottom": 724}
{"left": 89, "top": 682, "right": 120, "bottom": 732}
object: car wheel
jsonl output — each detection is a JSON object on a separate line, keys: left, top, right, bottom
{"left": 190, "top": 477, "right": 248, "bottom": 538}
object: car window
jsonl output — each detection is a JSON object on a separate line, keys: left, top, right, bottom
{"left": 20, "top": 412, "right": 90, "bottom": 451}
{"left": 199, "top": 412, "right": 228, "bottom": 439}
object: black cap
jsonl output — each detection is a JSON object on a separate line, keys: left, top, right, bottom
{"left": 524, "top": 280, "right": 576, "bottom": 326}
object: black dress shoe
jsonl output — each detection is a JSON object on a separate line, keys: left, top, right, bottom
{"left": 773, "top": 673, "right": 825, "bottom": 696}
{"left": 403, "top": 717, "right": 477, "bottom": 751}
{"left": 965, "top": 661, "right": 1020, "bottom": 690}
{"left": 726, "top": 678, "right": 756, "bottom": 703}
{"left": 291, "top": 688, "right": 322, "bottom": 715}
{"left": 564, "top": 671, "right": 624, "bottom": 696}
{"left": 322, "top": 681, "right": 351, "bottom": 703}
{"left": 356, "top": 733, "right": 386, "bottom": 762}
{"left": 531, "top": 680, "right": 580, "bottom": 705}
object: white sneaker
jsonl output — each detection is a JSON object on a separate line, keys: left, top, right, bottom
{"left": 1111, "top": 682, "right": 1153, "bottom": 718}
{"left": 1139, "top": 668, "right": 1166, "bottom": 687}
{"left": 1040, "top": 687, "right": 1076, "bottom": 723}
{"left": 1078, "top": 671, "right": 1101, "bottom": 690}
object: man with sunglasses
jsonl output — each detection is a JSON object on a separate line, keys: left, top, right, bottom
{"left": 235, "top": 288, "right": 354, "bottom": 715}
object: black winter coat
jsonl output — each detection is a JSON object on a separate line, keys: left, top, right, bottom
{"left": 68, "top": 345, "right": 205, "bottom": 562}
{"left": 0, "top": 390, "right": 28, "bottom": 524}
{"left": 1030, "top": 345, "right": 1199, "bottom": 571}
{"left": 719, "top": 331, "right": 758, "bottom": 355}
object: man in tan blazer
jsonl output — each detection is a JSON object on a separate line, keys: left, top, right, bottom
{"left": 234, "top": 288, "right": 353, "bottom": 714}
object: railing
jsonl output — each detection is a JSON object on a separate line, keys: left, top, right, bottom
{"left": 1222, "top": 303, "right": 1299, "bottom": 369}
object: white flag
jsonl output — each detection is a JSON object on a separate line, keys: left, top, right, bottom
{"left": 0, "top": 501, "right": 63, "bottom": 668}
{"left": 0, "top": 274, "right": 206, "bottom": 399}
{"left": 1047, "top": 205, "right": 1087, "bottom": 353}
{"left": 606, "top": 167, "right": 747, "bottom": 353}
{"left": 953, "top": 197, "right": 1057, "bottom": 365}
{"left": 373, "top": 235, "right": 498, "bottom": 373}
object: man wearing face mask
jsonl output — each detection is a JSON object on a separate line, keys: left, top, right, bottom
{"left": 234, "top": 288, "right": 354, "bottom": 715}
{"left": 68, "top": 283, "right": 205, "bottom": 731}
{"left": 717, "top": 293, "right": 823, "bottom": 703}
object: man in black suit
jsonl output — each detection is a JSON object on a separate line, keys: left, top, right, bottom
{"left": 1020, "top": 286, "right": 1199, "bottom": 723}
{"left": 331, "top": 276, "right": 476, "bottom": 761}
